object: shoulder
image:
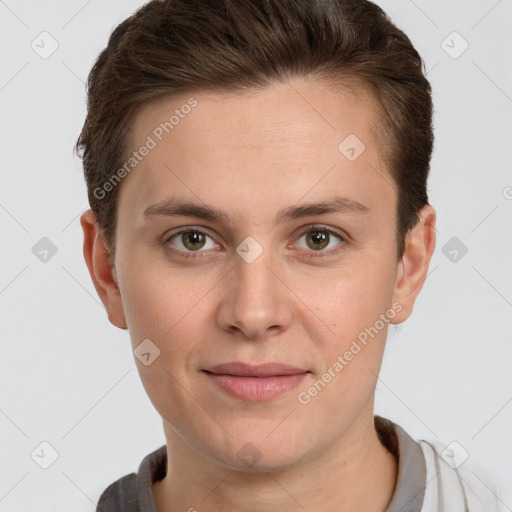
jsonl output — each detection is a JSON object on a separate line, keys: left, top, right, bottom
{"left": 95, "top": 444, "right": 167, "bottom": 512}
{"left": 418, "top": 438, "right": 506, "bottom": 512}
{"left": 376, "top": 416, "right": 506, "bottom": 512}
{"left": 96, "top": 472, "right": 138, "bottom": 512}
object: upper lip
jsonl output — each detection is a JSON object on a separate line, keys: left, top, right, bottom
{"left": 204, "top": 362, "right": 308, "bottom": 377}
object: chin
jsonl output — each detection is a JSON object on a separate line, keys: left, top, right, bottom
{"left": 220, "top": 449, "right": 305, "bottom": 474}
{"left": 204, "top": 429, "right": 312, "bottom": 474}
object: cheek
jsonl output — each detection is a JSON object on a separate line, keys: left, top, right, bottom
{"left": 294, "top": 272, "right": 396, "bottom": 416}
{"left": 120, "top": 268, "right": 210, "bottom": 412}
{"left": 119, "top": 260, "right": 213, "bottom": 343}
{"left": 291, "top": 261, "right": 397, "bottom": 407}
{"left": 293, "top": 258, "right": 397, "bottom": 343}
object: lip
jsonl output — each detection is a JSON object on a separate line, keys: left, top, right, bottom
{"left": 203, "top": 362, "right": 309, "bottom": 402}
{"left": 205, "top": 362, "right": 308, "bottom": 377}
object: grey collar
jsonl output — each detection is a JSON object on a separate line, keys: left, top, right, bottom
{"left": 375, "top": 415, "right": 427, "bottom": 512}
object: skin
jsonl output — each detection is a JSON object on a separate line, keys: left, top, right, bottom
{"left": 81, "top": 77, "right": 436, "bottom": 511}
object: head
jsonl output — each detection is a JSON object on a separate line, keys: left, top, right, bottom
{"left": 79, "top": 0, "right": 436, "bottom": 471}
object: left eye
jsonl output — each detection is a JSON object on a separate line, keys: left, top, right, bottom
{"left": 295, "top": 227, "right": 345, "bottom": 252}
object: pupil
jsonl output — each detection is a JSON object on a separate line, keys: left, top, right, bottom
{"left": 184, "top": 231, "right": 205, "bottom": 250}
{"left": 309, "top": 230, "right": 328, "bottom": 250}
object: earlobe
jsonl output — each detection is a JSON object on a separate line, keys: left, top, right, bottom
{"left": 80, "top": 209, "right": 128, "bottom": 330}
{"left": 390, "top": 204, "right": 436, "bottom": 324}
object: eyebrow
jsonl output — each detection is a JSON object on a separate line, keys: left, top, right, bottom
{"left": 142, "top": 195, "right": 370, "bottom": 225}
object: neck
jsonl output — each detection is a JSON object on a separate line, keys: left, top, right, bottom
{"left": 152, "top": 413, "right": 398, "bottom": 512}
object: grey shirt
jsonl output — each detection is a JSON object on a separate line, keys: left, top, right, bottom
{"left": 96, "top": 415, "right": 426, "bottom": 511}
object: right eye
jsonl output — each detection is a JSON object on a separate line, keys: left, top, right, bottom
{"left": 164, "top": 227, "right": 221, "bottom": 257}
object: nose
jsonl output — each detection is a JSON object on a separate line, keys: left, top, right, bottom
{"left": 216, "top": 246, "right": 293, "bottom": 340}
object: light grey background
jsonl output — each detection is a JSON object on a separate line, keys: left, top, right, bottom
{"left": 1, "top": 0, "right": 511, "bottom": 510}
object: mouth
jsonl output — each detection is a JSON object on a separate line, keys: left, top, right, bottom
{"left": 202, "top": 362, "right": 310, "bottom": 402}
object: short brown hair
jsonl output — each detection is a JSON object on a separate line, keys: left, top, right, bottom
{"left": 75, "top": 0, "right": 434, "bottom": 260}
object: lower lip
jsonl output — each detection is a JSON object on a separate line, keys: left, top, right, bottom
{"left": 204, "top": 372, "right": 309, "bottom": 401}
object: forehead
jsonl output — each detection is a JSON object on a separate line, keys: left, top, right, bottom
{"left": 132, "top": 78, "right": 381, "bottom": 151}
{"left": 118, "top": 78, "right": 395, "bottom": 224}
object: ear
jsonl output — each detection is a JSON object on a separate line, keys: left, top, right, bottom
{"left": 80, "top": 209, "right": 128, "bottom": 330}
{"left": 390, "top": 204, "right": 436, "bottom": 324}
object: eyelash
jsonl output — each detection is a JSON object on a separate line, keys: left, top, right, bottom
{"left": 163, "top": 225, "right": 347, "bottom": 260}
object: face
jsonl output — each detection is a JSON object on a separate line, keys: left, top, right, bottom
{"left": 83, "top": 77, "right": 434, "bottom": 472}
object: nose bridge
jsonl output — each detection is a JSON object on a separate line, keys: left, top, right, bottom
{"left": 237, "top": 249, "right": 276, "bottom": 304}
{"left": 218, "top": 239, "right": 292, "bottom": 339}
